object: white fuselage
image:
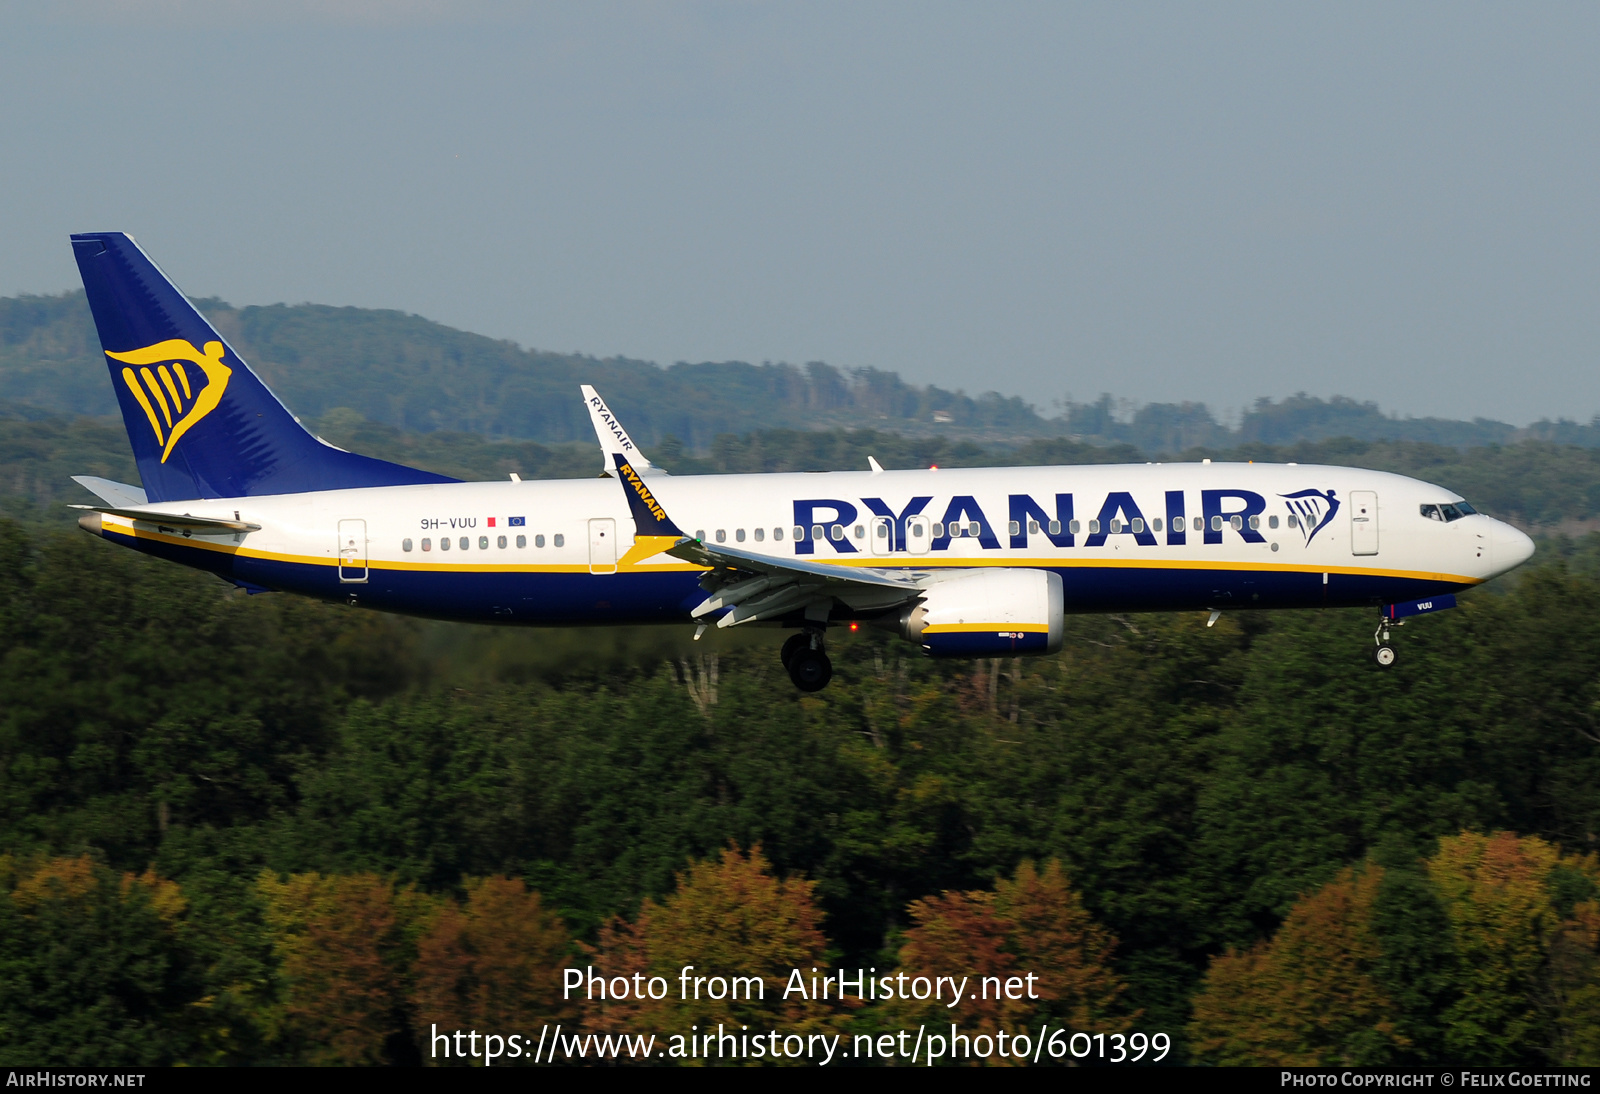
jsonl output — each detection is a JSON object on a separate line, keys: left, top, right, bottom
{"left": 91, "top": 460, "right": 1533, "bottom": 625}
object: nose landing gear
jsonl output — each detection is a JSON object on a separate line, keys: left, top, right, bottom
{"left": 781, "top": 629, "right": 833, "bottom": 692}
{"left": 1372, "top": 617, "right": 1399, "bottom": 667}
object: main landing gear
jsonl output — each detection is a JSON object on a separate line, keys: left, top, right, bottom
{"left": 781, "top": 629, "right": 832, "bottom": 692}
{"left": 1372, "top": 616, "right": 1398, "bottom": 668}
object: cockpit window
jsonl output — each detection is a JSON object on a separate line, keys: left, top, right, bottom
{"left": 1421, "top": 502, "right": 1475, "bottom": 523}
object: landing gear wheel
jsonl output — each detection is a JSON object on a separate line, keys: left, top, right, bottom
{"left": 788, "top": 648, "right": 833, "bottom": 692}
{"left": 1371, "top": 616, "right": 1399, "bottom": 668}
{"left": 780, "top": 633, "right": 810, "bottom": 670}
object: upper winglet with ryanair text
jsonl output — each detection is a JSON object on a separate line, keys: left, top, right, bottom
{"left": 582, "top": 385, "right": 665, "bottom": 477}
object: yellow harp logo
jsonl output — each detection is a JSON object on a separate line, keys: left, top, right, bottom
{"left": 107, "top": 340, "right": 233, "bottom": 463}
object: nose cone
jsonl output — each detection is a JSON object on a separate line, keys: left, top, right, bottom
{"left": 1488, "top": 519, "right": 1535, "bottom": 575}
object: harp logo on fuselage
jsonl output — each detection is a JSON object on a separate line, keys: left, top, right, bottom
{"left": 1280, "top": 489, "right": 1339, "bottom": 546}
{"left": 107, "top": 339, "right": 233, "bottom": 463}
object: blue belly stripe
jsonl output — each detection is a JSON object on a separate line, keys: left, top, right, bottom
{"left": 103, "top": 527, "right": 1472, "bottom": 625}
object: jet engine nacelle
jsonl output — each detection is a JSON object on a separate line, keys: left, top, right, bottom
{"left": 900, "top": 568, "right": 1064, "bottom": 658}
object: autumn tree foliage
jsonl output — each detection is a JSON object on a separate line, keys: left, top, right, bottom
{"left": 1188, "top": 864, "right": 1406, "bottom": 1065}
{"left": 257, "top": 871, "right": 440, "bottom": 1066}
{"left": 585, "top": 845, "right": 849, "bottom": 1054}
{"left": 1190, "top": 833, "right": 1600, "bottom": 1066}
{"left": 411, "top": 875, "right": 576, "bottom": 1063}
{"left": 0, "top": 856, "right": 203, "bottom": 1066}
{"left": 895, "top": 860, "right": 1128, "bottom": 1046}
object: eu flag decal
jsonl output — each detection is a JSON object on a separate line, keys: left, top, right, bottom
{"left": 509, "top": 516, "right": 526, "bottom": 527}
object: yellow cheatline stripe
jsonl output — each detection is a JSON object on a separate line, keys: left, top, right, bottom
{"left": 96, "top": 518, "right": 1483, "bottom": 586}
{"left": 173, "top": 361, "right": 192, "bottom": 399}
{"left": 121, "top": 368, "right": 164, "bottom": 445}
{"left": 158, "top": 364, "right": 183, "bottom": 411}
{"left": 924, "top": 622, "right": 1051, "bottom": 634}
{"left": 141, "top": 367, "right": 173, "bottom": 427}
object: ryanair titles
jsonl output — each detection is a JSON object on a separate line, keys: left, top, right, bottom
{"left": 789, "top": 487, "right": 1339, "bottom": 555}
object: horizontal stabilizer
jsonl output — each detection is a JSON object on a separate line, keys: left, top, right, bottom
{"left": 72, "top": 475, "right": 148, "bottom": 507}
{"left": 70, "top": 505, "right": 260, "bottom": 533}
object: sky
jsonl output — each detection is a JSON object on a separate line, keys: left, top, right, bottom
{"left": 2, "top": 1, "right": 1598, "bottom": 425}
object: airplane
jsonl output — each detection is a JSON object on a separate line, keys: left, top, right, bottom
{"left": 67, "top": 232, "right": 1536, "bottom": 691}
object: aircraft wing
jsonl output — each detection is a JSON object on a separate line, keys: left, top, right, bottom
{"left": 669, "top": 536, "right": 920, "bottom": 628}
{"left": 604, "top": 446, "right": 919, "bottom": 627}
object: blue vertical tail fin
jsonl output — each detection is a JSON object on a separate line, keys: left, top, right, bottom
{"left": 70, "top": 232, "right": 457, "bottom": 501}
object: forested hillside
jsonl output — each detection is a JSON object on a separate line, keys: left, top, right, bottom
{"left": 4, "top": 516, "right": 1600, "bottom": 1064}
{"left": 8, "top": 409, "right": 1600, "bottom": 537}
{"left": 6, "top": 289, "right": 1600, "bottom": 450}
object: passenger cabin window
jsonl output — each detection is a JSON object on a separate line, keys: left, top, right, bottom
{"left": 1268, "top": 515, "right": 1279, "bottom": 529}
{"left": 516, "top": 535, "right": 527, "bottom": 548}
{"left": 403, "top": 538, "right": 414, "bottom": 552}
{"left": 774, "top": 527, "right": 784, "bottom": 541}
{"left": 440, "top": 537, "right": 451, "bottom": 551}
{"left": 754, "top": 528, "right": 765, "bottom": 542}
{"left": 716, "top": 529, "right": 726, "bottom": 543}
{"left": 535, "top": 534, "right": 545, "bottom": 547}
{"left": 1068, "top": 520, "right": 1080, "bottom": 534}
{"left": 1193, "top": 516, "right": 1203, "bottom": 532}
{"left": 736, "top": 529, "right": 746, "bottom": 542}
{"left": 460, "top": 537, "right": 470, "bottom": 550}
{"left": 421, "top": 538, "right": 432, "bottom": 551}
{"left": 497, "top": 535, "right": 507, "bottom": 549}
{"left": 854, "top": 524, "right": 865, "bottom": 539}
{"left": 479, "top": 536, "right": 489, "bottom": 549}
{"left": 553, "top": 534, "right": 565, "bottom": 547}
{"left": 1049, "top": 520, "right": 1061, "bottom": 535}
{"left": 1088, "top": 520, "right": 1101, "bottom": 534}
